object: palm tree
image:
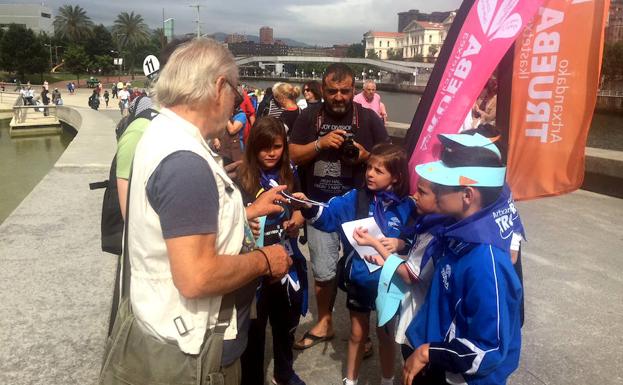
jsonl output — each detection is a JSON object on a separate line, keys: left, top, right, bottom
{"left": 112, "top": 11, "right": 150, "bottom": 78}
{"left": 152, "top": 28, "right": 168, "bottom": 51}
{"left": 53, "top": 5, "right": 94, "bottom": 42}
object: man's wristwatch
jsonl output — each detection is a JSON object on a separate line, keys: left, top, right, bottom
{"left": 314, "top": 139, "right": 321, "bottom": 153}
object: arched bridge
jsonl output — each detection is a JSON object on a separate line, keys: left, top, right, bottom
{"left": 234, "top": 56, "right": 433, "bottom": 74}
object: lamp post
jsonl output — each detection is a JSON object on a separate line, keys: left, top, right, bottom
{"left": 114, "top": 33, "right": 126, "bottom": 76}
{"left": 44, "top": 43, "right": 53, "bottom": 70}
{"left": 378, "top": 71, "right": 381, "bottom": 82}
{"left": 312, "top": 70, "right": 315, "bottom": 79}
{"left": 362, "top": 71, "right": 365, "bottom": 81}
{"left": 111, "top": 50, "right": 122, "bottom": 81}
{"left": 54, "top": 45, "right": 64, "bottom": 66}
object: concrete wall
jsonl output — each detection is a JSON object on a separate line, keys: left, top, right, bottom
{"left": 0, "top": 102, "right": 117, "bottom": 385}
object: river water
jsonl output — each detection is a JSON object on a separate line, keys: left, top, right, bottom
{"left": 246, "top": 79, "right": 623, "bottom": 150}
{"left": 0, "top": 118, "right": 75, "bottom": 223}
{"left": 0, "top": 81, "right": 620, "bottom": 223}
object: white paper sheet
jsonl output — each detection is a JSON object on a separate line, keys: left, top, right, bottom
{"left": 341, "top": 217, "right": 383, "bottom": 273}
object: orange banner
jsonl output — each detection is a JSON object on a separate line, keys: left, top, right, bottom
{"left": 506, "top": 0, "right": 610, "bottom": 200}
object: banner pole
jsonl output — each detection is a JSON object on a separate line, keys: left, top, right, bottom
{"left": 403, "top": 0, "right": 476, "bottom": 155}
{"left": 496, "top": 43, "right": 516, "bottom": 165}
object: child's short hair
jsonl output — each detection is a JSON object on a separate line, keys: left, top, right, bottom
{"left": 369, "top": 142, "right": 410, "bottom": 197}
{"left": 431, "top": 144, "right": 503, "bottom": 207}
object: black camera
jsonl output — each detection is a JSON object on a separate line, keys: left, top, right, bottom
{"left": 340, "top": 136, "right": 359, "bottom": 164}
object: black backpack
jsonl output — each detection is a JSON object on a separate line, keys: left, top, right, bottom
{"left": 336, "top": 189, "right": 372, "bottom": 293}
{"left": 89, "top": 105, "right": 159, "bottom": 255}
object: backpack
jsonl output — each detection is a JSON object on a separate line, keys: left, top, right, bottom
{"left": 256, "top": 93, "right": 274, "bottom": 118}
{"left": 337, "top": 189, "right": 373, "bottom": 292}
{"left": 89, "top": 106, "right": 159, "bottom": 255}
{"left": 89, "top": 94, "right": 100, "bottom": 110}
{"left": 239, "top": 91, "right": 255, "bottom": 144}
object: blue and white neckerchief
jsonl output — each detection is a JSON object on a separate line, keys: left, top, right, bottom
{"left": 372, "top": 190, "right": 402, "bottom": 236}
{"left": 256, "top": 166, "right": 308, "bottom": 315}
{"left": 259, "top": 168, "right": 280, "bottom": 192}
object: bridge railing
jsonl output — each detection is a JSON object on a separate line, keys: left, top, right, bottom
{"left": 598, "top": 89, "right": 623, "bottom": 97}
{"left": 12, "top": 104, "right": 58, "bottom": 124}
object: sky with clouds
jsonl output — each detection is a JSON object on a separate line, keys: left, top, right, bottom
{"left": 36, "top": 0, "right": 462, "bottom": 45}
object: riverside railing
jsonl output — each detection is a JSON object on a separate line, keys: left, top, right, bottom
{"left": 12, "top": 104, "right": 59, "bottom": 125}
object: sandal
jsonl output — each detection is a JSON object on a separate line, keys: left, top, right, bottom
{"left": 293, "top": 331, "right": 335, "bottom": 350}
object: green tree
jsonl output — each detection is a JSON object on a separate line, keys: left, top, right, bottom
{"left": 428, "top": 44, "right": 439, "bottom": 61}
{"left": 93, "top": 54, "right": 114, "bottom": 74}
{"left": 387, "top": 48, "right": 403, "bottom": 60}
{"left": 366, "top": 49, "right": 379, "bottom": 59}
{"left": 414, "top": 53, "right": 424, "bottom": 62}
{"left": 53, "top": 5, "right": 94, "bottom": 42}
{"left": 0, "top": 24, "right": 48, "bottom": 79}
{"left": 347, "top": 43, "right": 365, "bottom": 58}
{"left": 113, "top": 11, "right": 150, "bottom": 78}
{"left": 64, "top": 45, "right": 91, "bottom": 83}
{"left": 85, "top": 24, "right": 114, "bottom": 59}
{"left": 152, "top": 28, "right": 167, "bottom": 51}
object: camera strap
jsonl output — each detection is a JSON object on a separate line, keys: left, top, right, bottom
{"left": 315, "top": 103, "right": 359, "bottom": 136}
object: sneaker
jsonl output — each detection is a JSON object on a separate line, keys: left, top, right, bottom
{"left": 272, "top": 374, "right": 306, "bottom": 385}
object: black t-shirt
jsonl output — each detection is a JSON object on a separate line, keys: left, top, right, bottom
{"left": 289, "top": 102, "right": 389, "bottom": 202}
{"left": 279, "top": 108, "right": 300, "bottom": 135}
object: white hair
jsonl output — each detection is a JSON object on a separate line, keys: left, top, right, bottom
{"left": 154, "top": 38, "right": 238, "bottom": 108}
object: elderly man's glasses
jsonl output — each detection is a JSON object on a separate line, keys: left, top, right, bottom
{"left": 225, "top": 79, "right": 244, "bottom": 106}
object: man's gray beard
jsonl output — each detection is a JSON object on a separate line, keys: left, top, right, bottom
{"left": 326, "top": 102, "right": 351, "bottom": 117}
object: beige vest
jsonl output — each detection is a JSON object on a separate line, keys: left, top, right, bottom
{"left": 127, "top": 108, "right": 246, "bottom": 354}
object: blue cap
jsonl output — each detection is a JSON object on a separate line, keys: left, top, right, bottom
{"left": 415, "top": 160, "right": 506, "bottom": 187}
{"left": 376, "top": 254, "right": 408, "bottom": 327}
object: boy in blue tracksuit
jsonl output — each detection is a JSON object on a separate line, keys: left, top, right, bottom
{"left": 403, "top": 135, "right": 523, "bottom": 385}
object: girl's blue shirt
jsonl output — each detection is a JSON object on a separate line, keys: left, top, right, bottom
{"left": 307, "top": 188, "right": 414, "bottom": 292}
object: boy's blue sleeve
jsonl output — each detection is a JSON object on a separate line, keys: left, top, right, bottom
{"left": 307, "top": 189, "right": 357, "bottom": 233}
{"left": 427, "top": 245, "right": 522, "bottom": 377}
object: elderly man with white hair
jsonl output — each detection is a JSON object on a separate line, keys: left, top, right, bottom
{"left": 353, "top": 79, "right": 388, "bottom": 124}
{"left": 99, "top": 38, "right": 292, "bottom": 385}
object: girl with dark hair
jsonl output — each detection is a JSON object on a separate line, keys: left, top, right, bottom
{"left": 238, "top": 117, "right": 308, "bottom": 385}
{"left": 292, "top": 143, "right": 414, "bottom": 385}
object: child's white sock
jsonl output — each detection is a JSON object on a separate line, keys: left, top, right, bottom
{"left": 380, "top": 377, "right": 394, "bottom": 385}
{"left": 343, "top": 378, "right": 358, "bottom": 385}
